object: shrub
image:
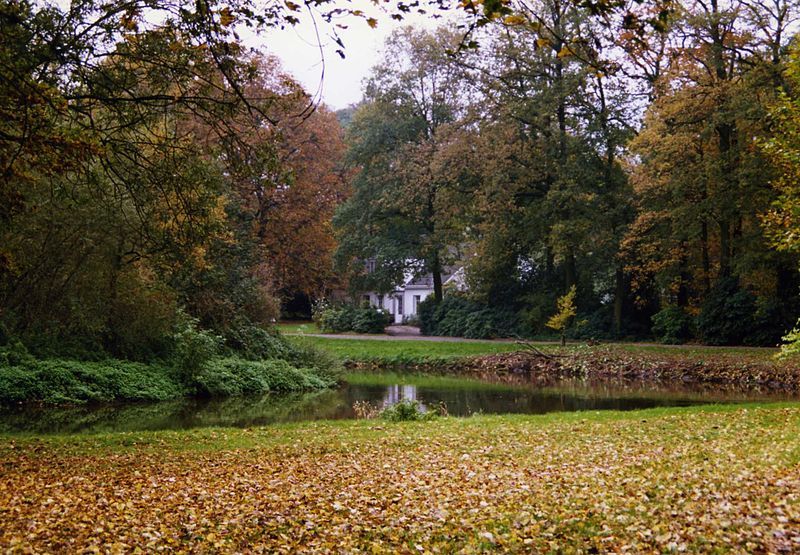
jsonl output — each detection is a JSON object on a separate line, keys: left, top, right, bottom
{"left": 417, "top": 296, "right": 439, "bottom": 335}
{"left": 316, "top": 305, "right": 390, "bottom": 334}
{"left": 778, "top": 319, "right": 800, "bottom": 359}
{"left": 696, "top": 277, "right": 756, "bottom": 345}
{"left": 0, "top": 358, "right": 182, "bottom": 405}
{"left": 350, "top": 307, "right": 391, "bottom": 333}
{"left": 284, "top": 339, "right": 342, "bottom": 379}
{"left": 380, "top": 400, "right": 438, "bottom": 422}
{"left": 419, "top": 294, "right": 522, "bottom": 339}
{"left": 224, "top": 323, "right": 293, "bottom": 360}
{"left": 172, "top": 313, "right": 222, "bottom": 380}
{"left": 746, "top": 298, "right": 794, "bottom": 346}
{"left": 192, "top": 357, "right": 333, "bottom": 397}
{"left": 651, "top": 306, "right": 694, "bottom": 344}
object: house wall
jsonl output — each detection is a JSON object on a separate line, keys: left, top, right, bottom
{"left": 402, "top": 289, "right": 432, "bottom": 323}
{"left": 363, "top": 290, "right": 433, "bottom": 324}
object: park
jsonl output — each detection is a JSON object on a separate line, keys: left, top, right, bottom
{"left": 2, "top": 0, "right": 800, "bottom": 552}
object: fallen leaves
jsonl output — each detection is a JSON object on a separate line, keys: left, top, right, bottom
{"left": 0, "top": 407, "right": 799, "bottom": 552}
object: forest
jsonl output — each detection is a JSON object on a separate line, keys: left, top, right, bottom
{"left": 3, "top": 0, "right": 800, "bottom": 377}
{"left": 336, "top": 0, "right": 800, "bottom": 346}
{"left": 4, "top": 2, "right": 800, "bottom": 552}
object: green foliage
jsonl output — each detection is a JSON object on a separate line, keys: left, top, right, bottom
{"left": 418, "top": 295, "right": 522, "bottom": 339}
{"left": 192, "top": 358, "right": 333, "bottom": 397}
{"left": 651, "top": 307, "right": 694, "bottom": 345}
{"left": 223, "top": 323, "right": 293, "bottom": 361}
{"left": 0, "top": 359, "right": 182, "bottom": 405}
{"left": 282, "top": 339, "right": 343, "bottom": 380}
{"left": 172, "top": 314, "right": 223, "bottom": 381}
{"left": 380, "top": 400, "right": 438, "bottom": 422}
{"left": 316, "top": 305, "right": 391, "bottom": 334}
{"left": 696, "top": 278, "right": 757, "bottom": 346}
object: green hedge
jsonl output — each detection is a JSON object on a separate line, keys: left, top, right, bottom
{"left": 418, "top": 295, "right": 522, "bottom": 339}
{"left": 315, "top": 306, "right": 391, "bottom": 334}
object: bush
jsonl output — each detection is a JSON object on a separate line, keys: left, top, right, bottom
{"left": 224, "top": 323, "right": 293, "bottom": 360}
{"left": 284, "top": 339, "right": 342, "bottom": 380}
{"left": 380, "top": 400, "right": 438, "bottom": 422}
{"left": 172, "top": 313, "right": 222, "bottom": 380}
{"left": 696, "top": 277, "right": 756, "bottom": 345}
{"left": 192, "top": 357, "right": 334, "bottom": 397}
{"left": 0, "top": 358, "right": 182, "bottom": 405}
{"left": 419, "top": 294, "right": 522, "bottom": 339}
{"left": 0, "top": 319, "right": 340, "bottom": 406}
{"left": 651, "top": 306, "right": 694, "bottom": 344}
{"left": 746, "top": 298, "right": 794, "bottom": 346}
{"left": 316, "top": 305, "right": 390, "bottom": 334}
{"left": 778, "top": 319, "right": 800, "bottom": 359}
{"left": 417, "top": 296, "right": 440, "bottom": 335}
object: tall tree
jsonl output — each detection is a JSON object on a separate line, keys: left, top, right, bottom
{"left": 335, "top": 27, "right": 468, "bottom": 302}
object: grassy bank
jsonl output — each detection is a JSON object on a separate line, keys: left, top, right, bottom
{"left": 290, "top": 336, "right": 523, "bottom": 362}
{"left": 1, "top": 404, "right": 799, "bottom": 552}
{"left": 292, "top": 335, "right": 776, "bottom": 361}
{"left": 289, "top": 337, "right": 800, "bottom": 393}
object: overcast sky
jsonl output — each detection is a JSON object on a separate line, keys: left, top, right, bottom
{"left": 258, "top": 5, "right": 460, "bottom": 110}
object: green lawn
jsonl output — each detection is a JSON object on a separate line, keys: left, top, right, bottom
{"left": 290, "top": 336, "right": 525, "bottom": 361}
{"left": 290, "top": 335, "right": 776, "bottom": 363}
{"left": 2, "top": 404, "right": 799, "bottom": 552}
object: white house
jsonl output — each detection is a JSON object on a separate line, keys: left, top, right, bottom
{"left": 361, "top": 268, "right": 465, "bottom": 324}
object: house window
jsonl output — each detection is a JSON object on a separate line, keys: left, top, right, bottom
{"left": 413, "top": 295, "right": 421, "bottom": 313}
{"left": 363, "top": 294, "right": 371, "bottom": 307}
{"left": 396, "top": 295, "right": 403, "bottom": 315}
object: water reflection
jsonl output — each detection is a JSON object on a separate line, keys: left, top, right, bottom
{"left": 0, "top": 377, "right": 793, "bottom": 435}
{"left": 383, "top": 384, "right": 419, "bottom": 407}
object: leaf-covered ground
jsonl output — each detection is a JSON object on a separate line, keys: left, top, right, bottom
{"left": 2, "top": 405, "right": 800, "bottom": 553}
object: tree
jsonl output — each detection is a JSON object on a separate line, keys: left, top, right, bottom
{"left": 624, "top": 0, "right": 800, "bottom": 344}
{"left": 0, "top": 1, "right": 352, "bottom": 355}
{"left": 335, "top": 27, "right": 468, "bottom": 302}
{"left": 547, "top": 285, "right": 577, "bottom": 345}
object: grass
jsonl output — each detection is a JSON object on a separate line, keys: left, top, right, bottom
{"left": 2, "top": 403, "right": 800, "bottom": 551}
{"left": 289, "top": 335, "right": 778, "bottom": 364}
{"left": 289, "top": 336, "right": 523, "bottom": 361}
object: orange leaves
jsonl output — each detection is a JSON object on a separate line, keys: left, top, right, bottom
{"left": 2, "top": 407, "right": 800, "bottom": 551}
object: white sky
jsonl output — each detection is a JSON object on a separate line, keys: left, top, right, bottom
{"left": 255, "top": 5, "right": 461, "bottom": 110}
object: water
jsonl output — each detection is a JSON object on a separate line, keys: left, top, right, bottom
{"left": 0, "top": 374, "right": 790, "bottom": 435}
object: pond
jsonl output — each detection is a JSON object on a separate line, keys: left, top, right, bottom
{"left": 0, "top": 373, "right": 791, "bottom": 435}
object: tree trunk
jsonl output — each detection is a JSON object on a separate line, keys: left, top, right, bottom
{"left": 677, "top": 250, "right": 690, "bottom": 308}
{"left": 701, "top": 220, "right": 711, "bottom": 293}
{"left": 719, "top": 219, "right": 731, "bottom": 278}
{"left": 613, "top": 264, "right": 625, "bottom": 336}
{"left": 564, "top": 251, "right": 577, "bottom": 289}
{"left": 431, "top": 254, "right": 443, "bottom": 302}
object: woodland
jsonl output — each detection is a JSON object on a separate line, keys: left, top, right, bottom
{"left": 336, "top": 0, "right": 800, "bottom": 346}
{"left": 3, "top": 2, "right": 800, "bottom": 552}
{"left": 4, "top": 0, "right": 800, "bottom": 364}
